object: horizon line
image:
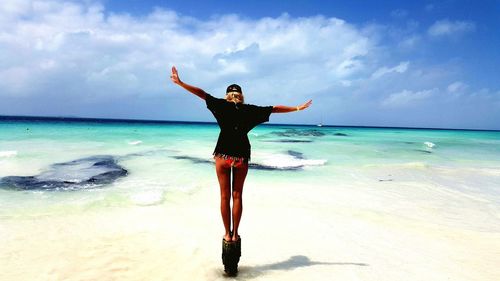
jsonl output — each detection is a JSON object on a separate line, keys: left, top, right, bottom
{"left": 0, "top": 114, "right": 499, "bottom": 132}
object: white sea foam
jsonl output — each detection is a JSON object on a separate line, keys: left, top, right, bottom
{"left": 364, "top": 161, "right": 429, "bottom": 170}
{"left": 128, "top": 140, "right": 142, "bottom": 145}
{"left": 130, "top": 190, "right": 164, "bottom": 206}
{"left": 256, "top": 153, "right": 327, "bottom": 169}
{"left": 424, "top": 141, "right": 435, "bottom": 148}
{"left": 0, "top": 150, "right": 17, "bottom": 158}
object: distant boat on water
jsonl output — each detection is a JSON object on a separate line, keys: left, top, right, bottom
{"left": 317, "top": 115, "right": 324, "bottom": 127}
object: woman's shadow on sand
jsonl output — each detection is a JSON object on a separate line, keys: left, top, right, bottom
{"left": 235, "top": 255, "right": 368, "bottom": 279}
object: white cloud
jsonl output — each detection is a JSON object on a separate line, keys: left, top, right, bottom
{"left": 447, "top": 81, "right": 468, "bottom": 94}
{"left": 428, "top": 19, "right": 475, "bottom": 37}
{"left": 0, "top": 0, "right": 377, "bottom": 106}
{"left": 371, "top": 61, "right": 409, "bottom": 79}
{"left": 0, "top": 0, "right": 31, "bottom": 19}
{"left": 382, "top": 88, "right": 437, "bottom": 107}
{"left": 469, "top": 88, "right": 500, "bottom": 103}
{"left": 398, "top": 35, "right": 420, "bottom": 49}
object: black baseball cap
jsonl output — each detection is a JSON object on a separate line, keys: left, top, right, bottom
{"left": 226, "top": 84, "right": 242, "bottom": 94}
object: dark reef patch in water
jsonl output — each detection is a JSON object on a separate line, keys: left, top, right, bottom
{"left": 287, "top": 150, "right": 304, "bottom": 159}
{"left": 121, "top": 148, "right": 175, "bottom": 159}
{"left": 172, "top": 155, "right": 213, "bottom": 164}
{"left": 271, "top": 129, "right": 325, "bottom": 137}
{"left": 415, "top": 149, "right": 432, "bottom": 154}
{"left": 262, "top": 139, "right": 313, "bottom": 143}
{"left": 333, "top": 133, "right": 348, "bottom": 136}
{"left": 0, "top": 155, "right": 127, "bottom": 191}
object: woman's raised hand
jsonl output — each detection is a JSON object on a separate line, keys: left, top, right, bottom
{"left": 170, "top": 66, "right": 181, "bottom": 85}
{"left": 298, "top": 99, "right": 312, "bottom": 111}
{"left": 169, "top": 66, "right": 207, "bottom": 100}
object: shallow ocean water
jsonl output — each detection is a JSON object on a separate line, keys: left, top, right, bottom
{"left": 1, "top": 117, "right": 499, "bottom": 218}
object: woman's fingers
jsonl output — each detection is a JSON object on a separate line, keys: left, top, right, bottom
{"left": 170, "top": 66, "right": 177, "bottom": 78}
{"left": 170, "top": 66, "right": 180, "bottom": 84}
{"left": 300, "top": 99, "right": 312, "bottom": 110}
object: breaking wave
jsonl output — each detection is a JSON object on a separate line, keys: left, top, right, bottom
{"left": 0, "top": 150, "right": 17, "bottom": 158}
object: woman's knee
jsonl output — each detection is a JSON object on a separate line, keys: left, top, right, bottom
{"left": 222, "top": 192, "right": 231, "bottom": 200}
{"left": 232, "top": 190, "right": 242, "bottom": 200}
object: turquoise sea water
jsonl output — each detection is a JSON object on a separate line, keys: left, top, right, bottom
{"left": 1, "top": 116, "right": 499, "bottom": 221}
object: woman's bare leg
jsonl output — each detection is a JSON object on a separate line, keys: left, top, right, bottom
{"left": 215, "top": 157, "right": 232, "bottom": 241}
{"left": 231, "top": 162, "right": 248, "bottom": 242}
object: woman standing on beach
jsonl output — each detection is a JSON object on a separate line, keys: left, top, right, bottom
{"left": 170, "top": 66, "right": 312, "bottom": 242}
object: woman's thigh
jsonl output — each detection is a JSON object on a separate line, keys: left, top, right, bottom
{"left": 215, "top": 157, "right": 231, "bottom": 194}
{"left": 232, "top": 163, "right": 248, "bottom": 193}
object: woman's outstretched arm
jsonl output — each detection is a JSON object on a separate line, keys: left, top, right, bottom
{"left": 272, "top": 99, "right": 312, "bottom": 113}
{"left": 170, "top": 66, "right": 207, "bottom": 100}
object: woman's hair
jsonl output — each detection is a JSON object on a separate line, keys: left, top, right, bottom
{"left": 225, "top": 91, "right": 244, "bottom": 104}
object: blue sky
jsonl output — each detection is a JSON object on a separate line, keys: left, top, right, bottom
{"left": 1, "top": 0, "right": 499, "bottom": 129}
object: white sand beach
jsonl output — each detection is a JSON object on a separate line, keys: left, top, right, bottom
{"left": 1, "top": 175, "right": 498, "bottom": 281}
